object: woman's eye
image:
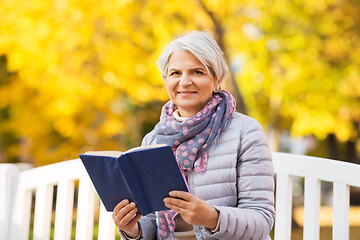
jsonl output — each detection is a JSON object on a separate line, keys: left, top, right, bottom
{"left": 169, "top": 71, "right": 180, "bottom": 76}
{"left": 195, "top": 70, "right": 204, "bottom": 75}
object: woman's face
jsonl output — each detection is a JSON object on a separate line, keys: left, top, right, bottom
{"left": 165, "top": 50, "right": 217, "bottom": 118}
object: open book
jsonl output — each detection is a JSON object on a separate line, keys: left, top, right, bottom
{"left": 79, "top": 144, "right": 188, "bottom": 215}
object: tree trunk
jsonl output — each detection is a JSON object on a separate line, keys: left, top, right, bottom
{"left": 346, "top": 140, "right": 359, "bottom": 164}
{"left": 347, "top": 121, "right": 360, "bottom": 164}
{"left": 327, "top": 134, "right": 338, "bottom": 160}
{"left": 197, "top": 0, "right": 247, "bottom": 114}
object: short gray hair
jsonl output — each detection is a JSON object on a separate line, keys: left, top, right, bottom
{"left": 156, "top": 31, "right": 229, "bottom": 83}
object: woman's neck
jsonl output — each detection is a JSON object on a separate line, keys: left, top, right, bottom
{"left": 173, "top": 109, "right": 189, "bottom": 122}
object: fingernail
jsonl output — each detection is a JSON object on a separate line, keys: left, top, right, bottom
{"left": 130, "top": 202, "right": 136, "bottom": 207}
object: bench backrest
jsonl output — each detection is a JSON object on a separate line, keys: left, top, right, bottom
{"left": 1, "top": 153, "right": 360, "bottom": 240}
{"left": 272, "top": 152, "right": 360, "bottom": 240}
{"left": 8, "top": 159, "right": 116, "bottom": 240}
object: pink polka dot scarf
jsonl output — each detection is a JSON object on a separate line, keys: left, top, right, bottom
{"left": 154, "top": 90, "right": 236, "bottom": 239}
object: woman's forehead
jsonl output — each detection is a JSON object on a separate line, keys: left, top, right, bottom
{"left": 168, "top": 51, "right": 205, "bottom": 68}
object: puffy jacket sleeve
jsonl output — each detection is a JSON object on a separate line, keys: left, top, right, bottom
{"left": 211, "top": 119, "right": 275, "bottom": 240}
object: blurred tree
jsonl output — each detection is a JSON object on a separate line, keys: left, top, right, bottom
{"left": 0, "top": 55, "right": 20, "bottom": 163}
{"left": 0, "top": 0, "right": 250, "bottom": 165}
{"left": 233, "top": 0, "right": 360, "bottom": 162}
{"left": 0, "top": 0, "right": 170, "bottom": 165}
{"left": 0, "top": 0, "right": 359, "bottom": 165}
{"left": 196, "top": 0, "right": 247, "bottom": 113}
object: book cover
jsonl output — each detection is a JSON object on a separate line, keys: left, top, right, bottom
{"left": 79, "top": 145, "right": 188, "bottom": 215}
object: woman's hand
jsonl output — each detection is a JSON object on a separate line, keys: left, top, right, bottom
{"left": 163, "top": 191, "right": 219, "bottom": 230}
{"left": 112, "top": 199, "right": 142, "bottom": 238}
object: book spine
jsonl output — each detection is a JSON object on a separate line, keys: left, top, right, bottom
{"left": 119, "top": 155, "right": 151, "bottom": 215}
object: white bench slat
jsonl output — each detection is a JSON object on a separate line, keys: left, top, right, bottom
{"left": 9, "top": 183, "right": 33, "bottom": 239}
{"left": 33, "top": 184, "right": 54, "bottom": 240}
{"left": 75, "top": 176, "right": 96, "bottom": 240}
{"left": 303, "top": 177, "right": 321, "bottom": 240}
{"left": 7, "top": 159, "right": 118, "bottom": 240}
{"left": 332, "top": 182, "right": 349, "bottom": 240}
{"left": 0, "top": 164, "right": 19, "bottom": 240}
{"left": 54, "top": 180, "right": 75, "bottom": 240}
{"left": 98, "top": 202, "right": 116, "bottom": 240}
{"left": 274, "top": 173, "right": 293, "bottom": 240}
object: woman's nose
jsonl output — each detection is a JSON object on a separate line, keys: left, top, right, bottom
{"left": 179, "top": 74, "right": 192, "bottom": 86}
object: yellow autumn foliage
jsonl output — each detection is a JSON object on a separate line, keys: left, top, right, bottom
{"left": 0, "top": 0, "right": 359, "bottom": 165}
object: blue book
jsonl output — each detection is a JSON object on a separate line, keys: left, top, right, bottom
{"left": 79, "top": 145, "right": 188, "bottom": 215}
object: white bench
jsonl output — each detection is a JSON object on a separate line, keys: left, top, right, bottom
{"left": 272, "top": 152, "right": 360, "bottom": 240}
{"left": 8, "top": 159, "right": 115, "bottom": 240}
{"left": 0, "top": 153, "right": 359, "bottom": 240}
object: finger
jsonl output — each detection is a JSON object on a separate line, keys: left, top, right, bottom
{"left": 164, "top": 201, "right": 184, "bottom": 213}
{"left": 113, "top": 202, "right": 137, "bottom": 225}
{"left": 164, "top": 197, "right": 183, "bottom": 206}
{"left": 164, "top": 197, "right": 190, "bottom": 211}
{"left": 113, "top": 199, "right": 130, "bottom": 216}
{"left": 112, "top": 200, "right": 132, "bottom": 222}
{"left": 169, "top": 191, "right": 194, "bottom": 201}
{"left": 128, "top": 213, "right": 142, "bottom": 227}
{"left": 119, "top": 206, "right": 139, "bottom": 226}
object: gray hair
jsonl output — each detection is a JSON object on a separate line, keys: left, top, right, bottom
{"left": 156, "top": 31, "right": 229, "bottom": 83}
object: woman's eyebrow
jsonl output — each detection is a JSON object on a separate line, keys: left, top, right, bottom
{"left": 168, "top": 66, "right": 206, "bottom": 72}
{"left": 192, "top": 67, "right": 206, "bottom": 70}
{"left": 169, "top": 67, "right": 179, "bottom": 71}
{"left": 168, "top": 67, "right": 180, "bottom": 72}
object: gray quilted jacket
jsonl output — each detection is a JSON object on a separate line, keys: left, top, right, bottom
{"left": 123, "top": 112, "right": 275, "bottom": 240}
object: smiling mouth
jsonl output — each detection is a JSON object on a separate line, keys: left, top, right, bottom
{"left": 177, "top": 91, "right": 197, "bottom": 96}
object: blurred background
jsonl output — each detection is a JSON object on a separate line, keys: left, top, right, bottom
{"left": 1, "top": 0, "right": 359, "bottom": 165}
{"left": 0, "top": 0, "right": 360, "bottom": 237}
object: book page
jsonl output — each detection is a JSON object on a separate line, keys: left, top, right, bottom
{"left": 82, "top": 151, "right": 123, "bottom": 157}
{"left": 82, "top": 144, "right": 167, "bottom": 157}
{"left": 124, "top": 143, "right": 167, "bottom": 153}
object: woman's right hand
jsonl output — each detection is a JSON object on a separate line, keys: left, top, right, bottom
{"left": 112, "top": 199, "right": 142, "bottom": 238}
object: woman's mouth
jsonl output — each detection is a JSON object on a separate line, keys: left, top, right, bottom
{"left": 177, "top": 91, "right": 197, "bottom": 96}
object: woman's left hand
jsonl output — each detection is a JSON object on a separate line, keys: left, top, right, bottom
{"left": 163, "top": 191, "right": 219, "bottom": 230}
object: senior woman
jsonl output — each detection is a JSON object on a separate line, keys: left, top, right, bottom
{"left": 112, "top": 31, "right": 275, "bottom": 240}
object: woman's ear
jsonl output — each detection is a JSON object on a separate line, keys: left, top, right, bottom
{"left": 214, "top": 78, "right": 223, "bottom": 92}
{"left": 212, "top": 85, "right": 219, "bottom": 93}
